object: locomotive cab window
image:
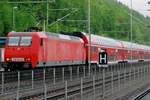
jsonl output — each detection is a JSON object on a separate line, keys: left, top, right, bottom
{"left": 8, "top": 37, "right": 20, "bottom": 46}
{"left": 20, "top": 37, "right": 32, "bottom": 46}
{"left": 91, "top": 47, "right": 97, "bottom": 53}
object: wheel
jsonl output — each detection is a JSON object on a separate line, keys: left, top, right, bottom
{"left": 4, "top": 68, "right": 9, "bottom": 72}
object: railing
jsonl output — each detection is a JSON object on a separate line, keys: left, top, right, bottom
{"left": 0, "top": 62, "right": 150, "bottom": 100}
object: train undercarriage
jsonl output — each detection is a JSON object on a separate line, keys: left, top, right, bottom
{"left": 4, "top": 63, "right": 32, "bottom": 71}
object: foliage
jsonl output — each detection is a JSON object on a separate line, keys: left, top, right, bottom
{"left": 0, "top": 0, "right": 150, "bottom": 44}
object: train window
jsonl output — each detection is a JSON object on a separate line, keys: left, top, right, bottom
{"left": 8, "top": 37, "right": 20, "bottom": 46}
{"left": 91, "top": 47, "right": 97, "bottom": 53}
{"left": 40, "top": 38, "right": 43, "bottom": 46}
{"left": 0, "top": 38, "right": 6, "bottom": 46}
{"left": 108, "top": 55, "right": 115, "bottom": 61}
{"left": 128, "top": 56, "right": 135, "bottom": 60}
{"left": 20, "top": 37, "right": 32, "bottom": 46}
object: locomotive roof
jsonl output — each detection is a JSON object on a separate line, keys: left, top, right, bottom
{"left": 8, "top": 32, "right": 48, "bottom": 39}
{"left": 8, "top": 32, "right": 83, "bottom": 42}
{"left": 10, "top": 32, "right": 38, "bottom": 34}
{"left": 45, "top": 32, "right": 84, "bottom": 42}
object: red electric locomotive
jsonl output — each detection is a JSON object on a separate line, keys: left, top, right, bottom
{"left": 4, "top": 32, "right": 87, "bottom": 70}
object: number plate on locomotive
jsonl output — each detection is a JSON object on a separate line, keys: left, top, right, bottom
{"left": 12, "top": 58, "right": 25, "bottom": 61}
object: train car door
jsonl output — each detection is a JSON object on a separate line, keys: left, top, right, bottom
{"left": 40, "top": 38, "right": 46, "bottom": 65}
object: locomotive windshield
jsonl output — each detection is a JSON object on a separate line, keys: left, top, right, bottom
{"left": 20, "top": 37, "right": 32, "bottom": 46}
{"left": 8, "top": 37, "right": 20, "bottom": 46}
{"left": 8, "top": 36, "right": 32, "bottom": 46}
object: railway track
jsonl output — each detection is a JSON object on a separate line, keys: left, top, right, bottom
{"left": 0, "top": 62, "right": 149, "bottom": 100}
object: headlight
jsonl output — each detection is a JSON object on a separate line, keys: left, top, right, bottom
{"left": 26, "top": 58, "right": 31, "bottom": 61}
{"left": 6, "top": 58, "right": 10, "bottom": 61}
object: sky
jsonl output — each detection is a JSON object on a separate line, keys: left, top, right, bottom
{"left": 118, "top": 0, "right": 150, "bottom": 17}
